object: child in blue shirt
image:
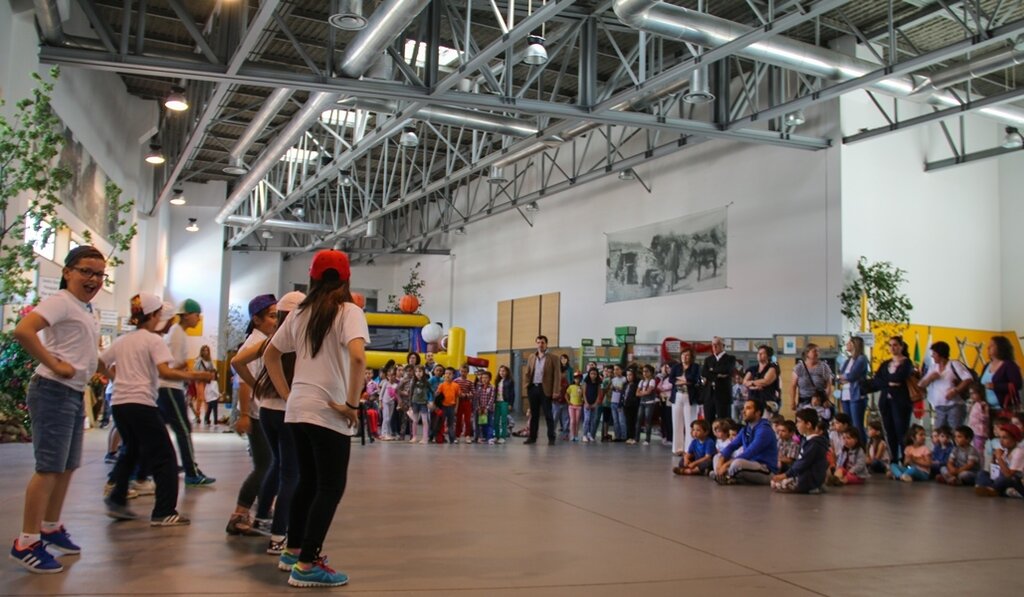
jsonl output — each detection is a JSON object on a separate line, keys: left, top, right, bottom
{"left": 931, "top": 426, "right": 954, "bottom": 477}
{"left": 674, "top": 419, "right": 716, "bottom": 475}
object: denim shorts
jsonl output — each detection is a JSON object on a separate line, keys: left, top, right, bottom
{"left": 26, "top": 376, "right": 85, "bottom": 473}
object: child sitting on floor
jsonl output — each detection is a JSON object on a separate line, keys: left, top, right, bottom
{"left": 776, "top": 420, "right": 800, "bottom": 473}
{"left": 674, "top": 420, "right": 716, "bottom": 476}
{"left": 939, "top": 425, "right": 980, "bottom": 486}
{"left": 889, "top": 424, "right": 932, "bottom": 482}
{"left": 771, "top": 408, "right": 829, "bottom": 494}
{"left": 975, "top": 423, "right": 1024, "bottom": 498}
{"left": 828, "top": 427, "right": 868, "bottom": 485}
{"left": 865, "top": 420, "right": 891, "bottom": 474}
{"left": 829, "top": 413, "right": 852, "bottom": 456}
{"left": 930, "top": 426, "right": 954, "bottom": 477}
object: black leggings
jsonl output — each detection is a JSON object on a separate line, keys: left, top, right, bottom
{"left": 203, "top": 400, "right": 219, "bottom": 424}
{"left": 110, "top": 404, "right": 178, "bottom": 518}
{"left": 287, "top": 423, "right": 351, "bottom": 563}
{"left": 236, "top": 419, "right": 272, "bottom": 513}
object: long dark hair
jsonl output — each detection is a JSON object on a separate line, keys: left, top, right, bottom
{"left": 299, "top": 269, "right": 353, "bottom": 358}
{"left": 254, "top": 311, "right": 297, "bottom": 398}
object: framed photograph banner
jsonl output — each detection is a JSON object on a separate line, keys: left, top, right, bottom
{"left": 606, "top": 207, "right": 728, "bottom": 303}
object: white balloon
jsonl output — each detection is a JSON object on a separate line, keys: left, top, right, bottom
{"left": 421, "top": 323, "right": 444, "bottom": 343}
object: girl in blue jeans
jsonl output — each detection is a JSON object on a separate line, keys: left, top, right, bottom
{"left": 890, "top": 424, "right": 932, "bottom": 482}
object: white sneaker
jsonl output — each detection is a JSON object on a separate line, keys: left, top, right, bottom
{"left": 1007, "top": 488, "right": 1022, "bottom": 499}
{"left": 497, "top": 438, "right": 505, "bottom": 444}
{"left": 642, "top": 441, "right": 650, "bottom": 446}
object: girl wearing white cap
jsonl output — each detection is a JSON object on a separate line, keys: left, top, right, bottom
{"left": 263, "top": 250, "right": 368, "bottom": 588}
{"left": 98, "top": 293, "right": 214, "bottom": 526}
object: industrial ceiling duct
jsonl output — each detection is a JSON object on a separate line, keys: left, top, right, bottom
{"left": 217, "top": 0, "right": 432, "bottom": 225}
{"left": 229, "top": 87, "right": 294, "bottom": 163}
{"left": 612, "top": 0, "right": 1024, "bottom": 126}
{"left": 913, "top": 42, "right": 1024, "bottom": 95}
{"left": 682, "top": 67, "right": 715, "bottom": 104}
{"left": 329, "top": 0, "right": 368, "bottom": 31}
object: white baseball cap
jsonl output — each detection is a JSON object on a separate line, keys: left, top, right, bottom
{"left": 277, "top": 291, "right": 306, "bottom": 313}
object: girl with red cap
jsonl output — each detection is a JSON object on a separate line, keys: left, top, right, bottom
{"left": 263, "top": 250, "right": 368, "bottom": 588}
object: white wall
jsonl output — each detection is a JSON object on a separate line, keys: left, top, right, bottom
{"left": 840, "top": 92, "right": 1005, "bottom": 331}
{"left": 999, "top": 152, "right": 1024, "bottom": 336}
{"left": 229, "top": 251, "right": 283, "bottom": 314}
{"left": 165, "top": 182, "right": 228, "bottom": 357}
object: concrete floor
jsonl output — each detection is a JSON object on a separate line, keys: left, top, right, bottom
{"left": 1, "top": 427, "right": 1021, "bottom": 596}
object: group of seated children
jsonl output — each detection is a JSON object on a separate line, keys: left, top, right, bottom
{"left": 671, "top": 397, "right": 1024, "bottom": 499}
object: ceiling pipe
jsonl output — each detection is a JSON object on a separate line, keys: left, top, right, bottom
{"left": 223, "top": 215, "right": 333, "bottom": 234}
{"left": 612, "top": 0, "right": 1024, "bottom": 127}
{"left": 216, "top": 0, "right": 432, "bottom": 226}
{"left": 913, "top": 41, "right": 1024, "bottom": 95}
{"left": 229, "top": 87, "right": 294, "bottom": 160}
{"left": 33, "top": 0, "right": 106, "bottom": 50}
{"left": 336, "top": 98, "right": 538, "bottom": 137}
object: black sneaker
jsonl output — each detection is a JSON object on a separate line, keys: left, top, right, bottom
{"left": 151, "top": 513, "right": 191, "bottom": 527}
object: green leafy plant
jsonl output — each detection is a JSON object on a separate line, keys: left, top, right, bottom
{"left": 385, "top": 261, "right": 425, "bottom": 311}
{"left": 81, "top": 181, "right": 137, "bottom": 278}
{"left": 0, "top": 307, "right": 37, "bottom": 440}
{"left": 0, "top": 68, "right": 70, "bottom": 306}
{"left": 225, "top": 304, "right": 248, "bottom": 350}
{"left": 839, "top": 256, "right": 914, "bottom": 328}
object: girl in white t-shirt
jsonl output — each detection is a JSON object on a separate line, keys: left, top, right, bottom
{"left": 98, "top": 293, "right": 214, "bottom": 528}
{"left": 11, "top": 246, "right": 105, "bottom": 574}
{"left": 263, "top": 250, "right": 368, "bottom": 588}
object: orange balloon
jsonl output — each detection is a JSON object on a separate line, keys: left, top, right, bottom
{"left": 352, "top": 292, "right": 366, "bottom": 309}
{"left": 398, "top": 294, "right": 419, "bottom": 313}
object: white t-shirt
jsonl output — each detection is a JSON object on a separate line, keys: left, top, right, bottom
{"left": 271, "top": 302, "right": 369, "bottom": 436}
{"left": 926, "top": 360, "right": 971, "bottom": 408}
{"left": 157, "top": 324, "right": 189, "bottom": 391}
{"left": 32, "top": 290, "right": 100, "bottom": 392}
{"left": 100, "top": 329, "right": 174, "bottom": 407}
{"left": 241, "top": 329, "right": 285, "bottom": 414}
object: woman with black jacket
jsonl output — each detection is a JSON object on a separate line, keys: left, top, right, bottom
{"left": 872, "top": 336, "right": 915, "bottom": 462}
{"left": 670, "top": 348, "right": 703, "bottom": 456}
{"left": 493, "top": 365, "right": 516, "bottom": 444}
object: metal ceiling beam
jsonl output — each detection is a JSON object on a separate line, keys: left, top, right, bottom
{"left": 843, "top": 85, "right": 1024, "bottom": 144}
{"left": 38, "top": 47, "right": 829, "bottom": 149}
{"left": 165, "top": 0, "right": 221, "bottom": 64}
{"left": 728, "top": 16, "right": 1024, "bottom": 130}
{"left": 925, "top": 144, "right": 1024, "bottom": 171}
{"left": 597, "top": 0, "right": 854, "bottom": 113}
{"left": 147, "top": 0, "right": 284, "bottom": 214}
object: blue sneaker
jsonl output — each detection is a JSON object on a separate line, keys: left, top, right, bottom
{"left": 278, "top": 549, "right": 299, "bottom": 571}
{"left": 40, "top": 527, "right": 80, "bottom": 555}
{"left": 9, "top": 540, "right": 63, "bottom": 574}
{"left": 288, "top": 557, "right": 348, "bottom": 587}
{"left": 184, "top": 474, "right": 216, "bottom": 487}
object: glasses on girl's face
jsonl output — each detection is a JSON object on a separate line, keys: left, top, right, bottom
{"left": 71, "top": 266, "right": 109, "bottom": 282}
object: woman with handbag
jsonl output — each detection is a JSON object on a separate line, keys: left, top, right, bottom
{"left": 981, "top": 336, "right": 1023, "bottom": 415}
{"left": 837, "top": 337, "right": 869, "bottom": 440}
{"left": 872, "top": 336, "right": 915, "bottom": 462}
{"left": 789, "top": 344, "right": 834, "bottom": 412}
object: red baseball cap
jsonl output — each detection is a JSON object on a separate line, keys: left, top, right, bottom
{"left": 309, "top": 250, "right": 351, "bottom": 282}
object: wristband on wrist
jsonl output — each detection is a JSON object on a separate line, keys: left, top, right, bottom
{"left": 345, "top": 402, "right": 359, "bottom": 409}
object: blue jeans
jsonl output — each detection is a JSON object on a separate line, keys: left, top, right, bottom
{"left": 638, "top": 402, "right": 657, "bottom": 442}
{"left": 842, "top": 399, "right": 867, "bottom": 442}
{"left": 26, "top": 376, "right": 85, "bottom": 473}
{"left": 976, "top": 470, "right": 1024, "bottom": 495}
{"left": 443, "top": 405, "right": 457, "bottom": 443}
{"left": 552, "top": 402, "right": 569, "bottom": 437}
{"left": 583, "top": 407, "right": 597, "bottom": 438}
{"left": 933, "top": 403, "right": 966, "bottom": 431}
{"left": 611, "top": 404, "right": 627, "bottom": 440}
{"left": 474, "top": 412, "right": 493, "bottom": 442}
{"left": 890, "top": 463, "right": 929, "bottom": 481}
{"left": 260, "top": 408, "right": 298, "bottom": 536}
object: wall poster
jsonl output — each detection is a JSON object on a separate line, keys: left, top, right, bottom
{"left": 605, "top": 207, "right": 728, "bottom": 303}
{"left": 57, "top": 125, "right": 116, "bottom": 240}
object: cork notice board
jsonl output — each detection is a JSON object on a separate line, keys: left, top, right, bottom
{"left": 495, "top": 292, "right": 561, "bottom": 352}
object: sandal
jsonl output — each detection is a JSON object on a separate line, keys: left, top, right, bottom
{"left": 225, "top": 514, "right": 263, "bottom": 536}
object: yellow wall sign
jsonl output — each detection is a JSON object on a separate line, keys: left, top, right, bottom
{"left": 868, "top": 322, "right": 1022, "bottom": 373}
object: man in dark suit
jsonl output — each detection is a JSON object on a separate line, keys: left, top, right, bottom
{"left": 702, "top": 337, "right": 736, "bottom": 423}
{"left": 524, "top": 335, "right": 562, "bottom": 445}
